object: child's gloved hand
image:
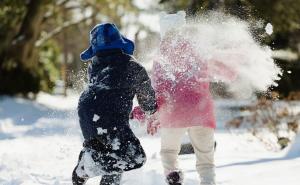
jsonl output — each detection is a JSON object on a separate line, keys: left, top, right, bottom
{"left": 146, "top": 112, "right": 160, "bottom": 135}
{"left": 130, "top": 106, "right": 160, "bottom": 135}
{"left": 147, "top": 120, "right": 160, "bottom": 135}
{"left": 130, "top": 106, "right": 146, "bottom": 122}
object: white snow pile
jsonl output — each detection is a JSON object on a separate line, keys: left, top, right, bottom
{"left": 0, "top": 94, "right": 300, "bottom": 185}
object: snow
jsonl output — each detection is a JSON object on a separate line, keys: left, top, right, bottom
{"left": 81, "top": 149, "right": 106, "bottom": 177}
{"left": 272, "top": 49, "right": 299, "bottom": 61}
{"left": 93, "top": 114, "right": 100, "bottom": 122}
{"left": 265, "top": 23, "right": 273, "bottom": 35}
{"left": 111, "top": 138, "right": 121, "bottom": 150}
{"left": 146, "top": 11, "right": 281, "bottom": 99}
{"left": 97, "top": 127, "right": 107, "bottom": 135}
{"left": 0, "top": 93, "right": 300, "bottom": 185}
{"left": 287, "top": 134, "right": 300, "bottom": 158}
{"left": 133, "top": 0, "right": 159, "bottom": 10}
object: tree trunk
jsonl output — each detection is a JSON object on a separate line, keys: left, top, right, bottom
{"left": 62, "top": 8, "right": 68, "bottom": 96}
{"left": 0, "top": 0, "right": 47, "bottom": 95}
{"left": 9, "top": 0, "right": 45, "bottom": 68}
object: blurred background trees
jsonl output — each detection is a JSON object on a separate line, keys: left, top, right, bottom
{"left": 0, "top": 0, "right": 140, "bottom": 96}
{"left": 0, "top": 0, "right": 299, "bottom": 98}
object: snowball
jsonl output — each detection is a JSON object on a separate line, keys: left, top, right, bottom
{"left": 265, "top": 23, "right": 273, "bottom": 35}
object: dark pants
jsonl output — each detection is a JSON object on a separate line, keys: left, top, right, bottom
{"left": 72, "top": 127, "right": 146, "bottom": 185}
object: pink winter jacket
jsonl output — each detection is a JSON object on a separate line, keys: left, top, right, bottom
{"left": 152, "top": 37, "right": 236, "bottom": 129}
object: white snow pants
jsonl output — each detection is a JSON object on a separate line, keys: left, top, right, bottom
{"left": 160, "top": 126, "right": 216, "bottom": 185}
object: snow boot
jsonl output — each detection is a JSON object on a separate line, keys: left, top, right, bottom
{"left": 72, "top": 150, "right": 88, "bottom": 185}
{"left": 72, "top": 168, "right": 87, "bottom": 185}
{"left": 100, "top": 174, "right": 122, "bottom": 185}
{"left": 166, "top": 170, "right": 183, "bottom": 185}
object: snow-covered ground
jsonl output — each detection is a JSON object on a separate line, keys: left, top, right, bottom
{"left": 0, "top": 93, "right": 299, "bottom": 185}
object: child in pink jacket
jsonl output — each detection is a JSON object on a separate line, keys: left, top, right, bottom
{"left": 132, "top": 11, "right": 235, "bottom": 185}
{"left": 154, "top": 11, "right": 216, "bottom": 185}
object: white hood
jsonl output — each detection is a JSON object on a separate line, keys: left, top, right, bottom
{"left": 159, "top": 11, "right": 186, "bottom": 38}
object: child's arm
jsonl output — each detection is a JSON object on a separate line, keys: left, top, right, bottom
{"left": 152, "top": 60, "right": 172, "bottom": 107}
{"left": 208, "top": 60, "right": 237, "bottom": 82}
{"left": 134, "top": 67, "right": 157, "bottom": 115}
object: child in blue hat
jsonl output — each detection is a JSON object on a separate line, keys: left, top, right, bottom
{"left": 72, "top": 23, "right": 157, "bottom": 185}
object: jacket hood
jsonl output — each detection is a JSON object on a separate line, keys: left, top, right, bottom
{"left": 159, "top": 11, "right": 186, "bottom": 38}
{"left": 80, "top": 23, "right": 134, "bottom": 62}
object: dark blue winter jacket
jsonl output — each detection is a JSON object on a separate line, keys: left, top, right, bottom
{"left": 78, "top": 49, "right": 157, "bottom": 140}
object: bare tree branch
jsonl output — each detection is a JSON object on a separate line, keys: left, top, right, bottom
{"left": 35, "top": 13, "right": 96, "bottom": 47}
{"left": 42, "top": 0, "right": 90, "bottom": 23}
{"left": 159, "top": 0, "right": 170, "bottom": 4}
{"left": 56, "top": 0, "right": 71, "bottom": 6}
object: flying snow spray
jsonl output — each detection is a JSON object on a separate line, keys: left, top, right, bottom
{"left": 155, "top": 11, "right": 282, "bottom": 98}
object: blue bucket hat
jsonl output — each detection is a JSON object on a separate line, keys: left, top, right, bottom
{"left": 80, "top": 23, "right": 135, "bottom": 61}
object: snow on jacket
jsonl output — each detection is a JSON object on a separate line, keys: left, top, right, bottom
{"left": 78, "top": 49, "right": 157, "bottom": 140}
{"left": 152, "top": 36, "right": 216, "bottom": 128}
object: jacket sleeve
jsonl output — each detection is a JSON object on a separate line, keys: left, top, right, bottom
{"left": 208, "top": 60, "right": 237, "bottom": 82}
{"left": 134, "top": 67, "right": 157, "bottom": 115}
{"left": 151, "top": 59, "right": 172, "bottom": 108}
